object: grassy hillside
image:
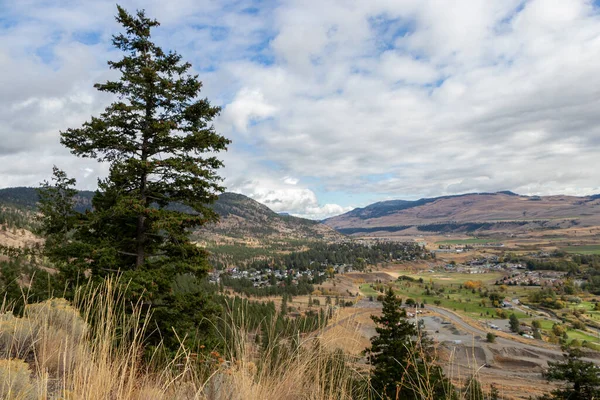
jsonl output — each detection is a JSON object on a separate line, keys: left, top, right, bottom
{"left": 324, "top": 192, "right": 600, "bottom": 235}
{"left": 202, "top": 192, "right": 342, "bottom": 241}
{"left": 0, "top": 187, "right": 341, "bottom": 243}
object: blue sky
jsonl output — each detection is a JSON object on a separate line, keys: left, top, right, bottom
{"left": 2, "top": 0, "right": 600, "bottom": 219}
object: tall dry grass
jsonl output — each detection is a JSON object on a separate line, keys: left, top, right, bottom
{"left": 0, "top": 279, "right": 371, "bottom": 399}
{"left": 0, "top": 280, "right": 510, "bottom": 399}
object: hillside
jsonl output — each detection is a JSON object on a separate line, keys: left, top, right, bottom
{"left": 0, "top": 187, "right": 342, "bottom": 244}
{"left": 324, "top": 192, "right": 600, "bottom": 235}
{"left": 196, "top": 192, "right": 343, "bottom": 242}
{"left": 0, "top": 187, "right": 94, "bottom": 212}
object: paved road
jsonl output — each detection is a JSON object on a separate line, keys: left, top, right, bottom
{"left": 425, "top": 305, "right": 599, "bottom": 365}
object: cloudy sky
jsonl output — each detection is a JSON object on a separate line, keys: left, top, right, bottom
{"left": 2, "top": 0, "right": 600, "bottom": 219}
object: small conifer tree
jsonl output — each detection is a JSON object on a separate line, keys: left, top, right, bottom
{"left": 367, "top": 288, "right": 453, "bottom": 399}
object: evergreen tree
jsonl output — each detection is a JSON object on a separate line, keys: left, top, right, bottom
{"left": 43, "top": 6, "right": 230, "bottom": 349}
{"left": 463, "top": 376, "right": 485, "bottom": 400}
{"left": 367, "top": 288, "right": 453, "bottom": 399}
{"left": 509, "top": 313, "right": 520, "bottom": 333}
{"left": 37, "top": 167, "right": 81, "bottom": 286}
{"left": 281, "top": 294, "right": 288, "bottom": 316}
{"left": 538, "top": 348, "right": 600, "bottom": 400}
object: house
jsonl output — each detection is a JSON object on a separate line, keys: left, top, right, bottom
{"left": 502, "top": 300, "right": 513, "bottom": 308}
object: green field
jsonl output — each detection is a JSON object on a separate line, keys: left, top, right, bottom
{"left": 561, "top": 245, "right": 600, "bottom": 255}
{"left": 359, "top": 284, "right": 379, "bottom": 297}
{"left": 532, "top": 319, "right": 600, "bottom": 346}
{"left": 401, "top": 272, "right": 504, "bottom": 285}
{"left": 362, "top": 275, "right": 529, "bottom": 320}
{"left": 435, "top": 238, "right": 498, "bottom": 245}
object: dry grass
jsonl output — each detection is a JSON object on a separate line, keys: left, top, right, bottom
{"left": 0, "top": 278, "right": 532, "bottom": 399}
{"left": 0, "top": 279, "right": 371, "bottom": 399}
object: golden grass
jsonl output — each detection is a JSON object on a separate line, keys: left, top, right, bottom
{"left": 0, "top": 278, "right": 532, "bottom": 400}
{"left": 0, "top": 279, "right": 371, "bottom": 399}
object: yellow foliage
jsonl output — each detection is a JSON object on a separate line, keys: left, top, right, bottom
{"left": 464, "top": 280, "right": 483, "bottom": 290}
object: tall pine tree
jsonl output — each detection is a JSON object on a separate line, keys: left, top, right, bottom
{"left": 43, "top": 5, "right": 230, "bottom": 348}
{"left": 538, "top": 348, "right": 600, "bottom": 400}
{"left": 367, "top": 288, "right": 453, "bottom": 399}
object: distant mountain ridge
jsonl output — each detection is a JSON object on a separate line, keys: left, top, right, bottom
{"left": 0, "top": 187, "right": 342, "bottom": 242}
{"left": 0, "top": 187, "right": 94, "bottom": 212}
{"left": 324, "top": 191, "right": 600, "bottom": 235}
{"left": 199, "top": 192, "right": 342, "bottom": 241}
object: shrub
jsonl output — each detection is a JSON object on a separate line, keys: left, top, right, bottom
{"left": 0, "top": 313, "right": 36, "bottom": 359}
{"left": 571, "top": 320, "right": 586, "bottom": 331}
{"left": 553, "top": 323, "right": 566, "bottom": 336}
{"left": 0, "top": 359, "right": 37, "bottom": 400}
{"left": 464, "top": 281, "right": 482, "bottom": 290}
{"left": 486, "top": 332, "right": 496, "bottom": 343}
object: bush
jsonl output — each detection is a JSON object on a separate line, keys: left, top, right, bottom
{"left": 0, "top": 313, "right": 36, "bottom": 359}
{"left": 464, "top": 280, "right": 483, "bottom": 290}
{"left": 553, "top": 323, "right": 566, "bottom": 336}
{"left": 0, "top": 359, "right": 37, "bottom": 400}
{"left": 486, "top": 332, "right": 496, "bottom": 343}
{"left": 571, "top": 320, "right": 587, "bottom": 331}
{"left": 0, "top": 298, "right": 88, "bottom": 375}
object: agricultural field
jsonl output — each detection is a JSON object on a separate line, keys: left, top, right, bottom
{"left": 561, "top": 244, "right": 600, "bottom": 255}
{"left": 399, "top": 271, "right": 503, "bottom": 285}
{"left": 435, "top": 238, "right": 500, "bottom": 245}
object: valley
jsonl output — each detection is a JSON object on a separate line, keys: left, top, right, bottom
{"left": 2, "top": 188, "right": 600, "bottom": 399}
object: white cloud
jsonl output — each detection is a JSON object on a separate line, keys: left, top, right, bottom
{"left": 221, "top": 88, "right": 278, "bottom": 133}
{"left": 227, "top": 174, "right": 352, "bottom": 219}
{"left": 3, "top": 0, "right": 600, "bottom": 219}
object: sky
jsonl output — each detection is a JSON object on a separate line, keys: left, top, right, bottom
{"left": 2, "top": 0, "right": 600, "bottom": 220}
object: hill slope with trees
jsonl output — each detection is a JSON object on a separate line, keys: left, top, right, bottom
{"left": 0, "top": 187, "right": 342, "bottom": 246}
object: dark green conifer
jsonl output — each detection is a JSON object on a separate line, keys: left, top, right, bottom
{"left": 367, "top": 288, "right": 454, "bottom": 399}
{"left": 40, "top": 5, "right": 230, "bottom": 349}
{"left": 538, "top": 348, "right": 600, "bottom": 400}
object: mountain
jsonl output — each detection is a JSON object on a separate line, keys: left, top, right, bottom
{"left": 197, "top": 192, "right": 343, "bottom": 241}
{"left": 0, "top": 188, "right": 342, "bottom": 242}
{"left": 323, "top": 192, "right": 600, "bottom": 235}
{"left": 0, "top": 187, "right": 94, "bottom": 212}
